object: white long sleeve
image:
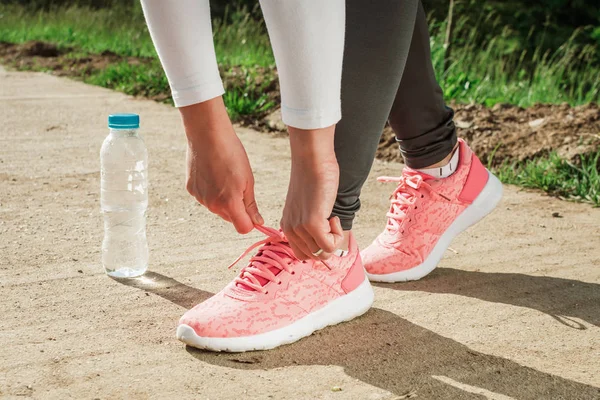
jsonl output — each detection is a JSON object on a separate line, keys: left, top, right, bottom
{"left": 140, "top": 0, "right": 345, "bottom": 129}
{"left": 140, "top": 0, "right": 224, "bottom": 107}
{"left": 260, "top": 0, "right": 345, "bottom": 129}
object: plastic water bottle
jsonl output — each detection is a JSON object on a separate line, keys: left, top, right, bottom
{"left": 100, "top": 114, "right": 149, "bottom": 278}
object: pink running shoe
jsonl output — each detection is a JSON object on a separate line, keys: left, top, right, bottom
{"left": 362, "top": 139, "right": 503, "bottom": 282}
{"left": 176, "top": 226, "right": 374, "bottom": 352}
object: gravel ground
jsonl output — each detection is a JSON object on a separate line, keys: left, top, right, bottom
{"left": 1, "top": 67, "right": 599, "bottom": 400}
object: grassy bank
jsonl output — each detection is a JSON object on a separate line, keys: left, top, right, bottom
{"left": 0, "top": 5, "right": 278, "bottom": 118}
{"left": 0, "top": 4, "right": 598, "bottom": 205}
{"left": 1, "top": 3, "right": 598, "bottom": 109}
{"left": 492, "top": 152, "right": 600, "bottom": 206}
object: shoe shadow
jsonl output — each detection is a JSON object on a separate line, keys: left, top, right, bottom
{"left": 114, "top": 272, "right": 599, "bottom": 398}
{"left": 375, "top": 268, "right": 600, "bottom": 329}
{"left": 188, "top": 307, "right": 600, "bottom": 399}
{"left": 111, "top": 271, "right": 212, "bottom": 309}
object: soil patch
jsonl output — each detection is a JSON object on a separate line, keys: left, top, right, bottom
{"left": 377, "top": 102, "right": 600, "bottom": 166}
{"left": 2, "top": 40, "right": 598, "bottom": 166}
{"left": 0, "top": 40, "right": 147, "bottom": 76}
{"left": 265, "top": 101, "right": 599, "bottom": 167}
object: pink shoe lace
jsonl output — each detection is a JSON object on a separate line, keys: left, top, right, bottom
{"left": 227, "top": 225, "right": 297, "bottom": 293}
{"left": 378, "top": 174, "right": 431, "bottom": 233}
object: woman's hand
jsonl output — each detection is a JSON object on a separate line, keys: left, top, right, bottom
{"left": 181, "top": 97, "right": 263, "bottom": 234}
{"left": 281, "top": 125, "right": 344, "bottom": 260}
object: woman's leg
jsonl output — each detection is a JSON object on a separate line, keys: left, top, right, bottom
{"left": 388, "top": 2, "right": 457, "bottom": 169}
{"left": 333, "top": 0, "right": 460, "bottom": 230}
{"left": 359, "top": 2, "right": 502, "bottom": 282}
{"left": 332, "top": 0, "right": 419, "bottom": 231}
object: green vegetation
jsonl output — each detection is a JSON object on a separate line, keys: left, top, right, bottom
{"left": 493, "top": 152, "right": 600, "bottom": 206}
{"left": 0, "top": 2, "right": 598, "bottom": 204}
{"left": 0, "top": 4, "right": 277, "bottom": 116}
{"left": 223, "top": 89, "right": 275, "bottom": 122}
{"left": 1, "top": 3, "right": 598, "bottom": 109}
{"left": 212, "top": 7, "right": 274, "bottom": 68}
{"left": 0, "top": 4, "right": 273, "bottom": 65}
{"left": 0, "top": 4, "right": 156, "bottom": 57}
{"left": 430, "top": 19, "right": 599, "bottom": 106}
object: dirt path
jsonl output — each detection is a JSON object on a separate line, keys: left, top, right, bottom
{"left": 1, "top": 68, "right": 599, "bottom": 400}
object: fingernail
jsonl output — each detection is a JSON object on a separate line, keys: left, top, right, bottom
{"left": 254, "top": 213, "right": 264, "bottom": 225}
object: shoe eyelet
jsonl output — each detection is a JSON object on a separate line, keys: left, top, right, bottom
{"left": 278, "top": 281, "right": 282, "bottom": 285}
{"left": 291, "top": 271, "right": 296, "bottom": 275}
{"left": 421, "top": 195, "right": 424, "bottom": 198}
{"left": 265, "top": 291, "right": 269, "bottom": 295}
{"left": 414, "top": 206, "right": 418, "bottom": 209}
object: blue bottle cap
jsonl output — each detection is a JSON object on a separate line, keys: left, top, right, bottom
{"left": 108, "top": 113, "right": 140, "bottom": 129}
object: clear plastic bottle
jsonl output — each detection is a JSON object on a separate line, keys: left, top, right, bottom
{"left": 100, "top": 113, "right": 148, "bottom": 278}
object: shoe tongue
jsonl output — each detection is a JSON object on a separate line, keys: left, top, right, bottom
{"left": 236, "top": 243, "right": 294, "bottom": 291}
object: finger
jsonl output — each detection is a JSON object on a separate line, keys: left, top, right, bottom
{"left": 192, "top": 195, "right": 234, "bottom": 224}
{"left": 305, "top": 219, "right": 337, "bottom": 254}
{"left": 243, "top": 183, "right": 264, "bottom": 226}
{"left": 329, "top": 216, "right": 344, "bottom": 248}
{"left": 284, "top": 230, "right": 312, "bottom": 260}
{"left": 226, "top": 201, "right": 255, "bottom": 234}
{"left": 296, "top": 227, "right": 333, "bottom": 260}
{"left": 216, "top": 211, "right": 232, "bottom": 223}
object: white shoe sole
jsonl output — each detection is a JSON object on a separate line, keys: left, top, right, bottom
{"left": 366, "top": 170, "right": 503, "bottom": 283}
{"left": 176, "top": 278, "right": 374, "bottom": 352}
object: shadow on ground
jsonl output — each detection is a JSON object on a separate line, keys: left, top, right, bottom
{"left": 116, "top": 271, "right": 600, "bottom": 399}
{"left": 113, "top": 272, "right": 212, "bottom": 309}
{"left": 377, "top": 268, "right": 600, "bottom": 329}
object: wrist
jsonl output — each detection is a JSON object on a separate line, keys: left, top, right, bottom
{"left": 289, "top": 125, "right": 336, "bottom": 162}
{"left": 179, "top": 96, "right": 234, "bottom": 144}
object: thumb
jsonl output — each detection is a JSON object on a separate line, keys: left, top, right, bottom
{"left": 244, "top": 184, "right": 264, "bottom": 226}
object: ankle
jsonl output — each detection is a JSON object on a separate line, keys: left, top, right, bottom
{"left": 415, "top": 143, "right": 460, "bottom": 179}
{"left": 422, "top": 143, "right": 459, "bottom": 169}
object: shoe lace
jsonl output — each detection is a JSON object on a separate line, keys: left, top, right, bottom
{"left": 227, "top": 225, "right": 297, "bottom": 294}
{"left": 377, "top": 174, "right": 430, "bottom": 233}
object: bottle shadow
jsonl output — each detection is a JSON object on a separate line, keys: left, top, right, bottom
{"left": 374, "top": 268, "right": 600, "bottom": 329}
{"left": 114, "top": 272, "right": 600, "bottom": 398}
{"left": 111, "top": 271, "right": 212, "bottom": 309}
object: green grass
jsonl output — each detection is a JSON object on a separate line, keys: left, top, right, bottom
{"left": 0, "top": 4, "right": 598, "bottom": 204}
{"left": 1, "top": 4, "right": 597, "bottom": 106}
{"left": 0, "top": 4, "right": 156, "bottom": 57}
{"left": 0, "top": 4, "right": 274, "bottom": 67}
{"left": 223, "top": 89, "right": 276, "bottom": 121}
{"left": 429, "top": 14, "right": 600, "bottom": 106}
{"left": 492, "top": 152, "right": 600, "bottom": 206}
{"left": 0, "top": 4, "right": 276, "bottom": 117}
{"left": 212, "top": 6, "right": 274, "bottom": 68}
{"left": 84, "top": 60, "right": 170, "bottom": 99}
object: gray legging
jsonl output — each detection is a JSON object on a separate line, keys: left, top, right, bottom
{"left": 332, "top": 0, "right": 457, "bottom": 230}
